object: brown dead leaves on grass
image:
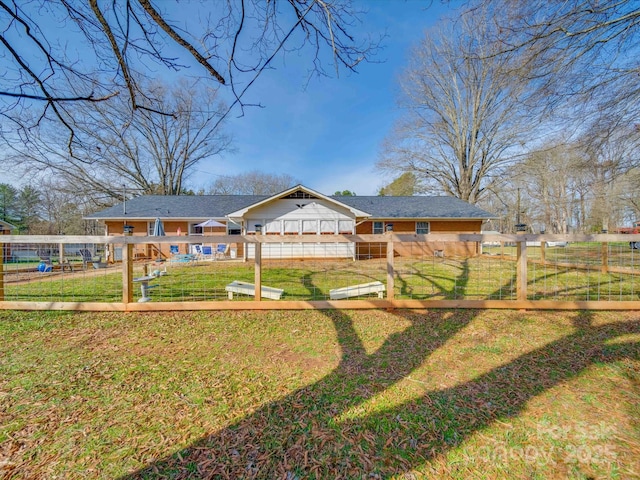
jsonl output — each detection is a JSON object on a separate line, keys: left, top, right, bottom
{"left": 0, "top": 309, "right": 638, "bottom": 479}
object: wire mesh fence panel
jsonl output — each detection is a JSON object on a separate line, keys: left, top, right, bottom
{"left": 468, "top": 252, "right": 517, "bottom": 300}
{"left": 257, "top": 242, "right": 388, "bottom": 301}
{"left": 526, "top": 242, "right": 640, "bottom": 301}
{"left": 3, "top": 242, "right": 121, "bottom": 302}
{"left": 393, "top": 242, "right": 518, "bottom": 300}
{"left": 129, "top": 244, "right": 255, "bottom": 302}
{"left": 2, "top": 235, "right": 640, "bottom": 308}
{"left": 394, "top": 241, "right": 452, "bottom": 299}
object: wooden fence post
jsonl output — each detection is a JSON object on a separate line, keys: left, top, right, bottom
{"left": 516, "top": 238, "right": 528, "bottom": 303}
{"left": 122, "top": 242, "right": 134, "bottom": 304}
{"left": 254, "top": 240, "right": 262, "bottom": 302}
{"left": 386, "top": 240, "right": 395, "bottom": 301}
{"left": 0, "top": 242, "right": 4, "bottom": 302}
{"left": 601, "top": 241, "right": 609, "bottom": 274}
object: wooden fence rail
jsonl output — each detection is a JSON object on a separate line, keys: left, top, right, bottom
{"left": 2, "top": 233, "right": 640, "bottom": 311}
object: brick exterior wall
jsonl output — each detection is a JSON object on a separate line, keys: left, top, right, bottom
{"left": 356, "top": 220, "right": 483, "bottom": 257}
{"left": 105, "top": 218, "right": 484, "bottom": 259}
{"left": 105, "top": 220, "right": 237, "bottom": 259}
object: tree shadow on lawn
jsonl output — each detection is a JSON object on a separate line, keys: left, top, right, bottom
{"left": 120, "top": 286, "right": 640, "bottom": 478}
{"left": 120, "top": 310, "right": 640, "bottom": 479}
{"left": 526, "top": 269, "right": 639, "bottom": 301}
{"left": 395, "top": 258, "right": 471, "bottom": 299}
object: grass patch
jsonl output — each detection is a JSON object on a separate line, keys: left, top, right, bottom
{"left": 1, "top": 309, "right": 638, "bottom": 478}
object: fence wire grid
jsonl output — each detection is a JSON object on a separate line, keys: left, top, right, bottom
{"left": 2, "top": 235, "right": 640, "bottom": 308}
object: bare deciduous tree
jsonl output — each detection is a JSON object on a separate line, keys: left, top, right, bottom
{"left": 503, "top": 121, "right": 639, "bottom": 234}
{"left": 579, "top": 125, "right": 638, "bottom": 232}
{"left": 517, "top": 145, "right": 583, "bottom": 234}
{"left": 378, "top": 9, "right": 531, "bottom": 204}
{"left": 468, "top": 0, "right": 640, "bottom": 230}
{"left": 10, "top": 79, "right": 231, "bottom": 205}
{"left": 207, "top": 171, "right": 300, "bottom": 195}
{"left": 472, "top": 0, "right": 640, "bottom": 124}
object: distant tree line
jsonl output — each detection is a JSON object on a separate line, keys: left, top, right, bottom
{"left": 0, "top": 183, "right": 102, "bottom": 235}
{"left": 207, "top": 172, "right": 300, "bottom": 196}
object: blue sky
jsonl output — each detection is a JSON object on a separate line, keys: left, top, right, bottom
{"left": 193, "top": 1, "right": 458, "bottom": 195}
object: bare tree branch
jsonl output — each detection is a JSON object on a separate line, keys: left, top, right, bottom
{"left": 136, "top": 0, "right": 227, "bottom": 85}
{"left": 0, "top": 0, "right": 378, "bottom": 150}
{"left": 8, "top": 79, "right": 231, "bottom": 202}
{"left": 470, "top": 0, "right": 640, "bottom": 122}
{"left": 379, "top": 8, "right": 530, "bottom": 204}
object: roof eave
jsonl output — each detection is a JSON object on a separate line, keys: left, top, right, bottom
{"left": 366, "top": 216, "right": 497, "bottom": 221}
{"left": 84, "top": 216, "right": 228, "bottom": 222}
{"left": 226, "top": 184, "right": 372, "bottom": 219}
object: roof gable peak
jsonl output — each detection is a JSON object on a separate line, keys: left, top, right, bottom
{"left": 226, "top": 184, "right": 371, "bottom": 219}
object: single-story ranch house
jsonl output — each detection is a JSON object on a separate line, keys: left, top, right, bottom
{"left": 86, "top": 185, "right": 495, "bottom": 259}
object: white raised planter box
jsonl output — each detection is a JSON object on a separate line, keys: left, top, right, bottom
{"left": 329, "top": 281, "right": 386, "bottom": 300}
{"left": 225, "top": 281, "right": 284, "bottom": 300}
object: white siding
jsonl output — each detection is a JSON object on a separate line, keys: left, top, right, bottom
{"left": 243, "top": 199, "right": 356, "bottom": 258}
{"left": 249, "top": 198, "right": 352, "bottom": 218}
{"left": 247, "top": 242, "right": 355, "bottom": 259}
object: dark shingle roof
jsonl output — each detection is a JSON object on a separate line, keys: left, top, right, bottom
{"left": 86, "top": 195, "right": 268, "bottom": 220}
{"left": 333, "top": 196, "right": 494, "bottom": 219}
{"left": 86, "top": 194, "right": 495, "bottom": 220}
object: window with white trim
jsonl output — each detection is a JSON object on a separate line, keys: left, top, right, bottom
{"left": 265, "top": 220, "right": 281, "bottom": 234}
{"left": 320, "top": 220, "right": 336, "bottom": 234}
{"left": 338, "top": 220, "right": 353, "bottom": 234}
{"left": 373, "top": 221, "right": 384, "bottom": 234}
{"left": 302, "top": 219, "right": 318, "bottom": 234}
{"left": 416, "top": 221, "right": 430, "bottom": 234}
{"left": 284, "top": 219, "right": 299, "bottom": 234}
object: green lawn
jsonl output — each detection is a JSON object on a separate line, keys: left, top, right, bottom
{"left": 1, "top": 309, "right": 638, "bottom": 478}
